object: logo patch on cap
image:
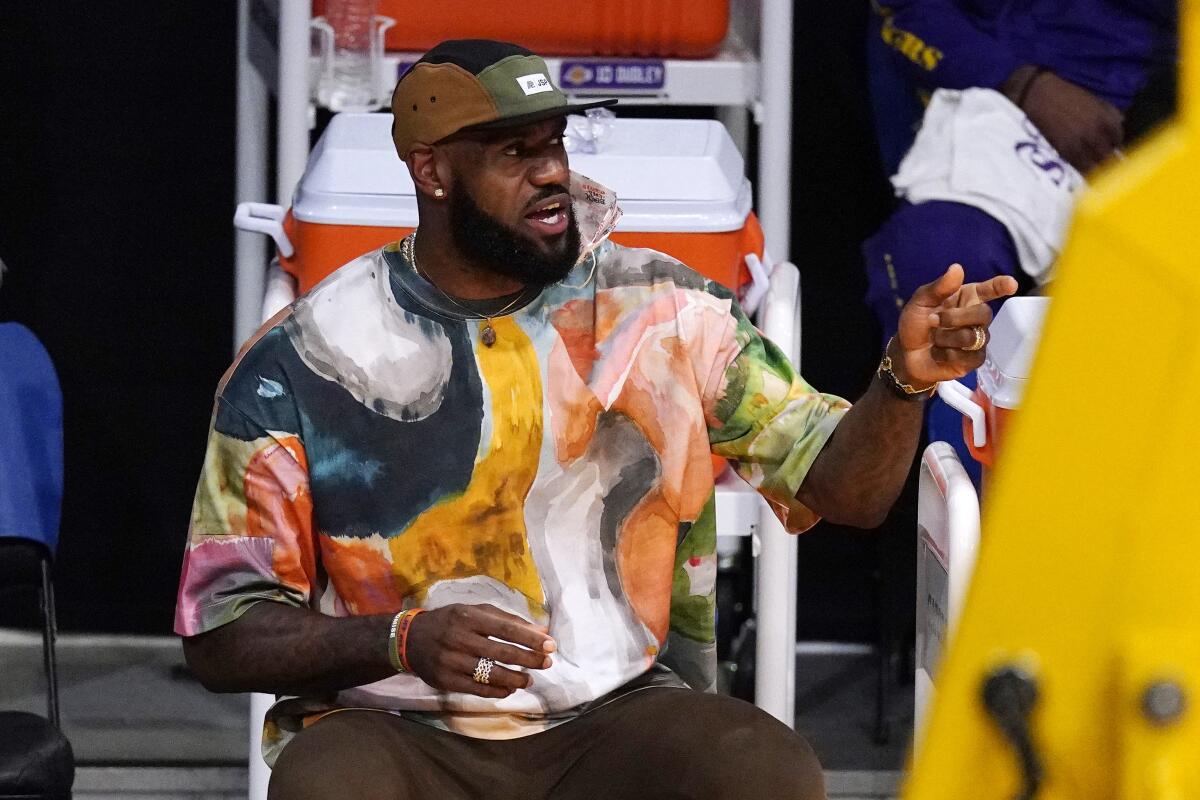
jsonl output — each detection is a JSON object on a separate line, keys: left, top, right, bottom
{"left": 516, "top": 73, "right": 554, "bottom": 96}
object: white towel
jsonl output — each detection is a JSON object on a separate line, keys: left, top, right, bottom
{"left": 892, "top": 88, "right": 1085, "bottom": 285}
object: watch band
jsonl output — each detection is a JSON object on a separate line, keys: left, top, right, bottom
{"left": 877, "top": 340, "right": 937, "bottom": 401}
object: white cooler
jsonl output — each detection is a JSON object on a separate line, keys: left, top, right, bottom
{"left": 237, "top": 113, "right": 771, "bottom": 315}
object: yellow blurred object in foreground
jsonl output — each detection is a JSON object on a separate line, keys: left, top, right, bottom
{"left": 904, "top": 4, "right": 1200, "bottom": 799}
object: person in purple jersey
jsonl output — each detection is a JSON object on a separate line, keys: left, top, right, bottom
{"left": 872, "top": 0, "right": 1177, "bottom": 176}
{"left": 865, "top": 0, "right": 1177, "bottom": 337}
{"left": 862, "top": 0, "right": 1176, "bottom": 479}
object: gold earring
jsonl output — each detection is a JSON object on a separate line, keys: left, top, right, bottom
{"left": 434, "top": 188, "right": 445, "bottom": 198}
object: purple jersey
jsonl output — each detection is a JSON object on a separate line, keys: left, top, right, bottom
{"left": 875, "top": 0, "right": 1176, "bottom": 110}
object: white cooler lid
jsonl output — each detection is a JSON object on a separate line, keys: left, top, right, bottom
{"left": 293, "top": 113, "right": 753, "bottom": 233}
{"left": 978, "top": 296, "right": 1051, "bottom": 410}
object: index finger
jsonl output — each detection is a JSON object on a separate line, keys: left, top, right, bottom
{"left": 470, "top": 604, "right": 556, "bottom": 653}
{"left": 909, "top": 263, "right": 965, "bottom": 310}
{"left": 964, "top": 275, "right": 1019, "bottom": 306}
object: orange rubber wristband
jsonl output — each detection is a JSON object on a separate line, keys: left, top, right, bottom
{"left": 396, "top": 608, "right": 426, "bottom": 673}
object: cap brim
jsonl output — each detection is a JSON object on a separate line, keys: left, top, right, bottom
{"left": 463, "top": 98, "right": 619, "bottom": 132}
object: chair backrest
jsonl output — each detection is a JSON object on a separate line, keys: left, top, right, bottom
{"left": 914, "top": 441, "right": 981, "bottom": 747}
{"left": 0, "top": 323, "right": 64, "bottom": 556}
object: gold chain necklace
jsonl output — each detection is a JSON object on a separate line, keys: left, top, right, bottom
{"left": 402, "top": 231, "right": 529, "bottom": 347}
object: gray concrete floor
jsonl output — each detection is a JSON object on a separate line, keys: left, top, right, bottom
{"left": 1, "top": 629, "right": 246, "bottom": 764}
{"left": 67, "top": 767, "right": 898, "bottom": 799}
{"left": 794, "top": 645, "right": 914, "bottom": 773}
{"left": 3, "top": 629, "right": 907, "bottom": 798}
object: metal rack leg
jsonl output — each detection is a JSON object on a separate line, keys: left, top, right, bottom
{"left": 758, "top": 0, "right": 794, "bottom": 263}
{"left": 235, "top": 0, "right": 270, "bottom": 350}
{"left": 40, "top": 557, "right": 61, "bottom": 730}
{"left": 752, "top": 262, "right": 802, "bottom": 726}
{"left": 277, "top": 0, "right": 312, "bottom": 205}
{"left": 755, "top": 512, "right": 798, "bottom": 726}
{"left": 248, "top": 692, "right": 273, "bottom": 800}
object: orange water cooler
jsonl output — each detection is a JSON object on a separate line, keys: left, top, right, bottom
{"left": 312, "top": 0, "right": 730, "bottom": 58}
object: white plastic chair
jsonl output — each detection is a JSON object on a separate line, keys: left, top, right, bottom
{"left": 913, "top": 441, "right": 981, "bottom": 750}
{"left": 248, "top": 692, "right": 272, "bottom": 799}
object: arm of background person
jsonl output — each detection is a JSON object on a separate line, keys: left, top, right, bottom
{"left": 876, "top": 0, "right": 1125, "bottom": 172}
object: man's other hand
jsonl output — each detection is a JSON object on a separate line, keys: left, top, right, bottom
{"left": 405, "top": 603, "right": 556, "bottom": 699}
{"left": 893, "top": 264, "right": 1019, "bottom": 388}
{"left": 1008, "top": 67, "right": 1124, "bottom": 174}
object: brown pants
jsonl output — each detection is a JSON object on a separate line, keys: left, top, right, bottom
{"left": 268, "top": 688, "right": 826, "bottom": 800}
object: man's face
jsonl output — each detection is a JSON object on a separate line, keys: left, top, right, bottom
{"left": 441, "top": 117, "right": 581, "bottom": 285}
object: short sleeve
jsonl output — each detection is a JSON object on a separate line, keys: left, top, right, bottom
{"left": 173, "top": 395, "right": 317, "bottom": 636}
{"left": 703, "top": 301, "right": 850, "bottom": 533}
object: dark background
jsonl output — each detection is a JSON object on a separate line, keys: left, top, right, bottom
{"left": 0, "top": 3, "right": 899, "bottom": 638}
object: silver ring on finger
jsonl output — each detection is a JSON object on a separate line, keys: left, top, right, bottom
{"left": 963, "top": 325, "right": 986, "bottom": 352}
{"left": 472, "top": 657, "right": 495, "bottom": 685}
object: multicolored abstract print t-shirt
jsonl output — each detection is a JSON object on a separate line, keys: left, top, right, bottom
{"left": 175, "top": 185, "right": 848, "bottom": 763}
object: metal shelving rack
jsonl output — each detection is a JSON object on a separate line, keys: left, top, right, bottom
{"left": 233, "top": 0, "right": 799, "bottom": 732}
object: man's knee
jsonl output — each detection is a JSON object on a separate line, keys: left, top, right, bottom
{"left": 683, "top": 699, "right": 825, "bottom": 800}
{"left": 267, "top": 712, "right": 412, "bottom": 800}
{"left": 641, "top": 693, "right": 825, "bottom": 800}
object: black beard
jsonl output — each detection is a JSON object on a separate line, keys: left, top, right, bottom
{"left": 449, "top": 183, "right": 581, "bottom": 287}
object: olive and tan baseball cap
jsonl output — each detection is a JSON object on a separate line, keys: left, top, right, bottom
{"left": 390, "top": 39, "right": 617, "bottom": 159}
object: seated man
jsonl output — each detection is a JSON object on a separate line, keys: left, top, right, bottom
{"left": 176, "top": 39, "right": 1014, "bottom": 800}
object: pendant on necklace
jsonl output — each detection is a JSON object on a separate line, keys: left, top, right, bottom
{"left": 480, "top": 323, "right": 497, "bottom": 347}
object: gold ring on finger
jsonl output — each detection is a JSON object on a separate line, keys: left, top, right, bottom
{"left": 472, "top": 657, "right": 495, "bottom": 685}
{"left": 964, "top": 325, "right": 986, "bottom": 352}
